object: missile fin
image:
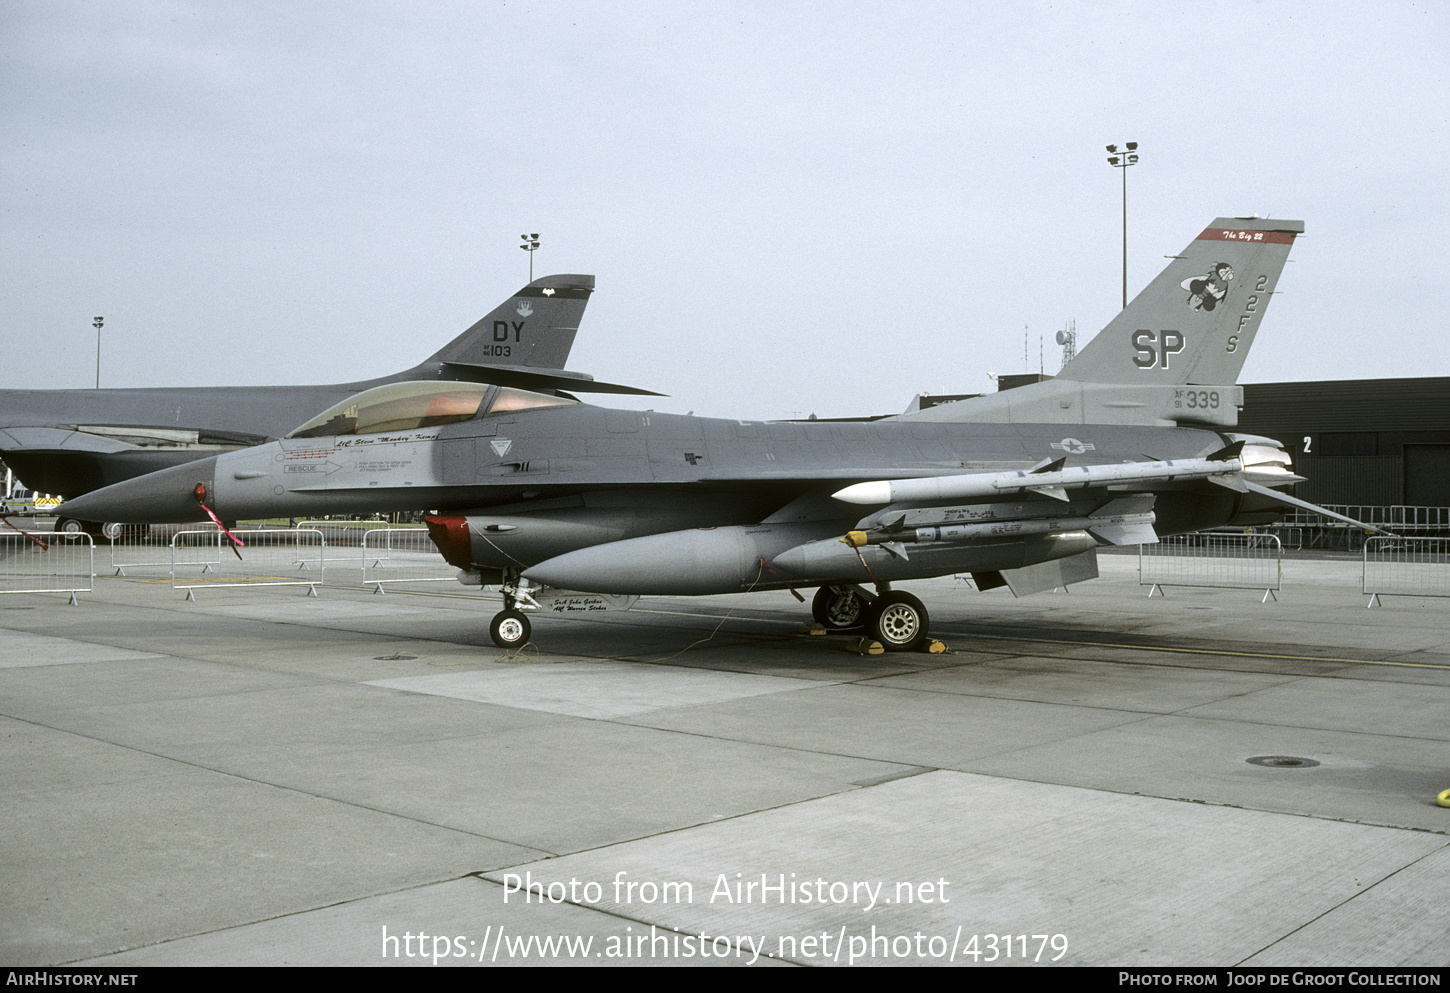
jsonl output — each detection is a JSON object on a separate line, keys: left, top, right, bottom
{"left": 1089, "top": 522, "right": 1159, "bottom": 546}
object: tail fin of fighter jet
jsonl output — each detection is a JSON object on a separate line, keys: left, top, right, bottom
{"left": 1057, "top": 216, "right": 1302, "bottom": 387}
{"left": 898, "top": 216, "right": 1303, "bottom": 428}
{"left": 424, "top": 273, "right": 594, "bottom": 369}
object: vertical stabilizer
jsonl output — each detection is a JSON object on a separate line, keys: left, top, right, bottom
{"left": 897, "top": 216, "right": 1303, "bottom": 427}
{"left": 1059, "top": 217, "right": 1302, "bottom": 386}
{"left": 425, "top": 274, "right": 595, "bottom": 369}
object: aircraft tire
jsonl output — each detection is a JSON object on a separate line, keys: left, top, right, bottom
{"left": 812, "top": 585, "right": 868, "bottom": 630}
{"left": 100, "top": 522, "right": 148, "bottom": 543}
{"left": 865, "top": 590, "right": 929, "bottom": 652}
{"left": 53, "top": 517, "right": 86, "bottom": 536}
{"left": 490, "top": 609, "right": 531, "bottom": 650}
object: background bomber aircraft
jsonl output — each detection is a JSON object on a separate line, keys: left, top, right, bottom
{"left": 1, "top": 273, "right": 658, "bottom": 534}
{"left": 64, "top": 216, "right": 1369, "bottom": 651}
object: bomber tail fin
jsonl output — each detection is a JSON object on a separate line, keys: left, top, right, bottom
{"left": 382, "top": 273, "right": 661, "bottom": 397}
{"left": 425, "top": 273, "right": 594, "bottom": 369}
{"left": 899, "top": 216, "right": 1303, "bottom": 428}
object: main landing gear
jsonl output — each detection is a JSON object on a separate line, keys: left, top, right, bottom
{"left": 811, "top": 585, "right": 870, "bottom": 630}
{"left": 811, "top": 583, "right": 931, "bottom": 652}
{"left": 481, "top": 573, "right": 932, "bottom": 653}
{"left": 864, "top": 589, "right": 930, "bottom": 652}
{"left": 489, "top": 568, "right": 534, "bottom": 649}
{"left": 52, "top": 519, "right": 147, "bottom": 542}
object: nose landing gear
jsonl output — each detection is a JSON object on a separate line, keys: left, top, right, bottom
{"left": 489, "top": 569, "right": 537, "bottom": 649}
{"left": 489, "top": 609, "right": 531, "bottom": 649}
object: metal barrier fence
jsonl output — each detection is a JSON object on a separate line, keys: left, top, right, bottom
{"left": 171, "top": 529, "right": 325, "bottom": 598}
{"left": 1139, "top": 533, "right": 1282, "bottom": 601}
{"left": 1257, "top": 525, "right": 1304, "bottom": 551}
{"left": 1362, "top": 537, "right": 1450, "bottom": 607}
{"left": 294, "top": 520, "right": 394, "bottom": 568}
{"left": 1272, "top": 504, "right": 1450, "bottom": 551}
{"left": 110, "top": 523, "right": 223, "bottom": 576}
{"left": 361, "top": 528, "right": 454, "bottom": 590}
{"left": 0, "top": 530, "right": 93, "bottom": 603}
{"left": 1278, "top": 504, "right": 1450, "bottom": 530}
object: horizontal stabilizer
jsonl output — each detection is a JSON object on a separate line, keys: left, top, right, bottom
{"left": 440, "top": 362, "right": 664, "bottom": 396}
{"left": 1207, "top": 474, "right": 1250, "bottom": 493}
{"left": 1241, "top": 481, "right": 1395, "bottom": 536}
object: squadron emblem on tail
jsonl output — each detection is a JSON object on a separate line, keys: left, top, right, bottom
{"left": 1181, "top": 262, "right": 1235, "bottom": 312}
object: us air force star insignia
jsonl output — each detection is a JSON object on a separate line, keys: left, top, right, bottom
{"left": 490, "top": 438, "right": 513, "bottom": 457}
{"left": 1051, "top": 438, "right": 1095, "bottom": 455}
{"left": 516, "top": 302, "right": 533, "bottom": 317}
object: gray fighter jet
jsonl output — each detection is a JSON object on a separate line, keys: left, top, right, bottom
{"left": 63, "top": 216, "right": 1360, "bottom": 650}
{"left": 2, "top": 274, "right": 657, "bottom": 533}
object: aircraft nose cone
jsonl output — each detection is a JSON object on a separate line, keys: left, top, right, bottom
{"left": 57, "top": 457, "right": 218, "bottom": 524}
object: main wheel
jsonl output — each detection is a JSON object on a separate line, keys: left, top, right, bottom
{"left": 811, "top": 585, "right": 869, "bottom": 630}
{"left": 489, "top": 609, "right": 531, "bottom": 649}
{"left": 865, "top": 590, "right": 929, "bottom": 652}
{"left": 53, "top": 517, "right": 86, "bottom": 535}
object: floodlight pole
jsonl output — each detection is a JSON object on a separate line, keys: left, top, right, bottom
{"left": 93, "top": 316, "right": 104, "bottom": 389}
{"left": 520, "top": 233, "right": 540, "bottom": 281}
{"left": 1106, "top": 143, "right": 1140, "bottom": 310}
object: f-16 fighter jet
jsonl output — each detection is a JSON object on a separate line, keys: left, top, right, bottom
{"left": 66, "top": 217, "right": 1369, "bottom": 651}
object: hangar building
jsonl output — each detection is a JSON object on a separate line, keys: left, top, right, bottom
{"left": 1238, "top": 377, "right": 1450, "bottom": 510}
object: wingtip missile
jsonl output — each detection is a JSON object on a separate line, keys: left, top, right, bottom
{"left": 832, "top": 458, "right": 1245, "bottom": 506}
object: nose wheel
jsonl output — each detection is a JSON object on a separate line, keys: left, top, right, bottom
{"left": 490, "top": 569, "right": 535, "bottom": 649}
{"left": 490, "top": 609, "right": 532, "bottom": 649}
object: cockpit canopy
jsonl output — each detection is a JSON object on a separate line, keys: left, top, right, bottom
{"left": 287, "top": 382, "right": 577, "bottom": 439}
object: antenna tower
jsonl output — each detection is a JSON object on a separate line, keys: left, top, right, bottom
{"left": 1056, "top": 320, "right": 1077, "bottom": 370}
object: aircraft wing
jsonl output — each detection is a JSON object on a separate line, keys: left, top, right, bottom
{"left": 829, "top": 456, "right": 1392, "bottom": 544}
{"left": 0, "top": 425, "right": 270, "bottom": 500}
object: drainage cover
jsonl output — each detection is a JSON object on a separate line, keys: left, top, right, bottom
{"left": 1247, "top": 755, "right": 1320, "bottom": 768}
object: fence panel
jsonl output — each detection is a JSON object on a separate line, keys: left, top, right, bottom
{"left": 1139, "top": 533, "right": 1282, "bottom": 601}
{"left": 109, "top": 523, "right": 223, "bottom": 576}
{"left": 0, "top": 530, "right": 93, "bottom": 603}
{"left": 294, "top": 520, "right": 393, "bottom": 569}
{"left": 362, "top": 528, "right": 454, "bottom": 590}
{"left": 1363, "top": 537, "right": 1450, "bottom": 607}
{"left": 1259, "top": 525, "right": 1303, "bottom": 551}
{"left": 172, "top": 529, "right": 325, "bottom": 598}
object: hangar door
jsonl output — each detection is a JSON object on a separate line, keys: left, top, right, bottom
{"left": 1403, "top": 445, "right": 1450, "bottom": 507}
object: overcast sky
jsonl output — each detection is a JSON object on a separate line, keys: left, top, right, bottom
{"left": 3, "top": 1, "right": 1446, "bottom": 421}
